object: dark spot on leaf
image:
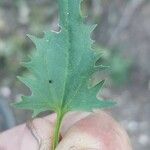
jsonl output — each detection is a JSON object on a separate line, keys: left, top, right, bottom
{"left": 49, "top": 80, "right": 52, "bottom": 83}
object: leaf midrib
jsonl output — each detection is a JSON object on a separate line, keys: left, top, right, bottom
{"left": 59, "top": 0, "right": 70, "bottom": 112}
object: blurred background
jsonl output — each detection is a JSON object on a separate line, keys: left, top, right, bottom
{"left": 0, "top": 0, "right": 150, "bottom": 149}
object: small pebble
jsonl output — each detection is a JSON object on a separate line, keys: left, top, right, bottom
{"left": 127, "top": 121, "right": 139, "bottom": 132}
{"left": 0, "top": 87, "right": 11, "bottom": 98}
{"left": 138, "top": 134, "right": 149, "bottom": 146}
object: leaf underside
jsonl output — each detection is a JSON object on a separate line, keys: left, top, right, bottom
{"left": 14, "top": 0, "right": 116, "bottom": 117}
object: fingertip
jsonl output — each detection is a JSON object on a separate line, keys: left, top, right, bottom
{"left": 73, "top": 111, "right": 132, "bottom": 150}
{"left": 57, "top": 111, "right": 132, "bottom": 150}
{"left": 61, "top": 111, "right": 91, "bottom": 136}
{"left": 44, "top": 113, "right": 57, "bottom": 123}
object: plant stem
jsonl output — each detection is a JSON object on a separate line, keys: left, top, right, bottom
{"left": 52, "top": 111, "right": 64, "bottom": 150}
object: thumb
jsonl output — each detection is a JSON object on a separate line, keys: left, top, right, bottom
{"left": 56, "top": 111, "right": 132, "bottom": 150}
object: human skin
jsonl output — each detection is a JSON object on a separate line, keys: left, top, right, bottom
{"left": 0, "top": 111, "right": 132, "bottom": 150}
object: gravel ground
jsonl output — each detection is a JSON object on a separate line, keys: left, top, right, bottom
{"left": 107, "top": 86, "right": 150, "bottom": 150}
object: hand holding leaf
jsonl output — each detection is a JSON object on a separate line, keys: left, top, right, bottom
{"left": 14, "top": 0, "right": 116, "bottom": 149}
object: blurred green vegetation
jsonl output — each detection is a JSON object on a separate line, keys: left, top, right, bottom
{"left": 94, "top": 45, "right": 132, "bottom": 86}
{"left": 0, "top": 0, "right": 132, "bottom": 88}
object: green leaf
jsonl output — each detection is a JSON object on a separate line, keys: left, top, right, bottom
{"left": 14, "top": 1, "right": 117, "bottom": 149}
{"left": 14, "top": 0, "right": 116, "bottom": 116}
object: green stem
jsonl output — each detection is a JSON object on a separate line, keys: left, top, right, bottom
{"left": 52, "top": 111, "right": 65, "bottom": 150}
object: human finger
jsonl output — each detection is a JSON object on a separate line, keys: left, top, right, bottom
{"left": 56, "top": 111, "right": 132, "bottom": 150}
